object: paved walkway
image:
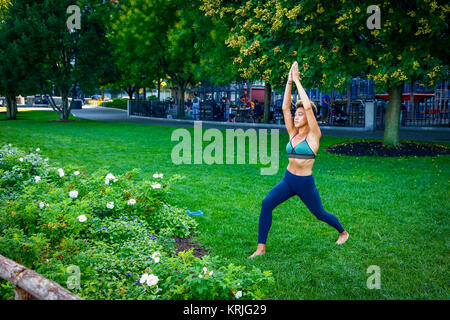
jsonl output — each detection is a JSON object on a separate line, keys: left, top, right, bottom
{"left": 40, "top": 105, "right": 450, "bottom": 142}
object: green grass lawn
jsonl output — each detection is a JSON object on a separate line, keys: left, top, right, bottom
{"left": 1, "top": 110, "right": 449, "bottom": 299}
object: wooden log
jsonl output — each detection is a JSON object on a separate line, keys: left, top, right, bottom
{"left": 0, "top": 254, "right": 83, "bottom": 300}
{"left": 14, "top": 286, "right": 36, "bottom": 300}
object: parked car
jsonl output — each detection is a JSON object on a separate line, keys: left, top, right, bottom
{"left": 34, "top": 95, "right": 49, "bottom": 105}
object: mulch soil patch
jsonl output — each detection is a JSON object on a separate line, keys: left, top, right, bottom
{"left": 172, "top": 236, "right": 208, "bottom": 258}
{"left": 326, "top": 141, "right": 450, "bottom": 157}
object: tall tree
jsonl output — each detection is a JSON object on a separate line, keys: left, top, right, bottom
{"left": 202, "top": 0, "right": 449, "bottom": 145}
{"left": 0, "top": 0, "right": 47, "bottom": 120}
{"left": 39, "top": 0, "right": 114, "bottom": 120}
{"left": 192, "top": 8, "right": 241, "bottom": 88}
{"left": 110, "top": 0, "right": 229, "bottom": 119}
{"left": 0, "top": 0, "right": 115, "bottom": 120}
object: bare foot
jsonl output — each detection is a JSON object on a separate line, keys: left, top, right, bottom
{"left": 336, "top": 230, "right": 349, "bottom": 245}
{"left": 249, "top": 243, "right": 266, "bottom": 259}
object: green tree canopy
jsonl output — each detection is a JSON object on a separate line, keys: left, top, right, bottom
{"left": 0, "top": 0, "right": 47, "bottom": 119}
{"left": 0, "top": 0, "right": 114, "bottom": 120}
{"left": 201, "top": 0, "right": 449, "bottom": 144}
{"left": 109, "top": 0, "right": 238, "bottom": 118}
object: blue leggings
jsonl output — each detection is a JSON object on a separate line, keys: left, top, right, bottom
{"left": 258, "top": 169, "right": 345, "bottom": 244}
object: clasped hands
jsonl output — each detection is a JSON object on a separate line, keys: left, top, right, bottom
{"left": 287, "top": 61, "right": 301, "bottom": 86}
{"left": 287, "top": 61, "right": 311, "bottom": 110}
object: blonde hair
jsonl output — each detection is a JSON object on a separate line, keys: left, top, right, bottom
{"left": 295, "top": 100, "right": 318, "bottom": 114}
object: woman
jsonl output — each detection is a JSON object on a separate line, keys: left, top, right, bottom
{"left": 192, "top": 93, "right": 200, "bottom": 120}
{"left": 223, "top": 96, "right": 233, "bottom": 122}
{"left": 249, "top": 61, "right": 349, "bottom": 259}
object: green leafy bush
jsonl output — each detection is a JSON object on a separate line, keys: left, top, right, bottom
{"left": 101, "top": 98, "right": 128, "bottom": 110}
{"left": 0, "top": 144, "right": 274, "bottom": 300}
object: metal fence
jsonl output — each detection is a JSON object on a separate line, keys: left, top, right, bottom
{"left": 128, "top": 100, "right": 175, "bottom": 118}
{"left": 317, "top": 99, "right": 366, "bottom": 127}
{"left": 376, "top": 81, "right": 449, "bottom": 128}
{"left": 129, "top": 98, "right": 365, "bottom": 127}
{"left": 129, "top": 79, "right": 448, "bottom": 128}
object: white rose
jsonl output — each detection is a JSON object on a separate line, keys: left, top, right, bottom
{"left": 77, "top": 215, "right": 87, "bottom": 222}
{"left": 19, "top": 157, "right": 23, "bottom": 162}
{"left": 69, "top": 190, "right": 78, "bottom": 199}
{"left": 35, "top": 148, "right": 40, "bottom": 152}
{"left": 209, "top": 271, "right": 214, "bottom": 276}
{"left": 151, "top": 183, "right": 161, "bottom": 189}
{"left": 146, "top": 274, "right": 159, "bottom": 287}
{"left": 74, "top": 171, "right": 80, "bottom": 176}
{"left": 153, "top": 173, "right": 163, "bottom": 179}
{"left": 235, "top": 291, "right": 242, "bottom": 299}
{"left": 198, "top": 274, "right": 203, "bottom": 279}
{"left": 203, "top": 267, "right": 208, "bottom": 274}
{"left": 39, "top": 202, "right": 45, "bottom": 209}
{"left": 127, "top": 199, "right": 136, "bottom": 206}
{"left": 105, "top": 173, "right": 118, "bottom": 183}
{"left": 106, "top": 202, "right": 114, "bottom": 209}
{"left": 151, "top": 252, "right": 161, "bottom": 263}
{"left": 139, "top": 273, "right": 149, "bottom": 284}
{"left": 34, "top": 176, "right": 41, "bottom": 183}
{"left": 58, "top": 168, "right": 64, "bottom": 177}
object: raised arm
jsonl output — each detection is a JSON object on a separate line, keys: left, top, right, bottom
{"left": 282, "top": 66, "right": 296, "bottom": 137}
{"left": 292, "top": 62, "right": 322, "bottom": 138}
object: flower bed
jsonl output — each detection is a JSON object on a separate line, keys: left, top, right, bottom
{"left": 0, "top": 144, "right": 273, "bottom": 300}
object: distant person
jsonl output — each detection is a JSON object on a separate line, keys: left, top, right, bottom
{"left": 222, "top": 97, "right": 231, "bottom": 122}
{"left": 320, "top": 93, "right": 330, "bottom": 122}
{"left": 240, "top": 95, "right": 250, "bottom": 107}
{"left": 253, "top": 99, "right": 263, "bottom": 122}
{"left": 192, "top": 93, "right": 200, "bottom": 120}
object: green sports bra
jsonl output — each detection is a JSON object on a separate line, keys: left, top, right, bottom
{"left": 286, "top": 133, "right": 316, "bottom": 159}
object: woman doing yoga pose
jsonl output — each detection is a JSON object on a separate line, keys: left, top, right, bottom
{"left": 249, "top": 61, "right": 349, "bottom": 259}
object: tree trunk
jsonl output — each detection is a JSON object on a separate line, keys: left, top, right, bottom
{"left": 176, "top": 83, "right": 186, "bottom": 119}
{"left": 157, "top": 78, "right": 161, "bottom": 101}
{"left": 135, "top": 85, "right": 139, "bottom": 101}
{"left": 47, "top": 95, "right": 62, "bottom": 119}
{"left": 383, "top": 84, "right": 403, "bottom": 146}
{"left": 61, "top": 91, "right": 70, "bottom": 121}
{"left": 410, "top": 80, "right": 415, "bottom": 124}
{"left": 247, "top": 80, "right": 252, "bottom": 102}
{"left": 263, "top": 82, "right": 271, "bottom": 124}
{"left": 5, "top": 94, "right": 18, "bottom": 120}
{"left": 125, "top": 86, "right": 135, "bottom": 100}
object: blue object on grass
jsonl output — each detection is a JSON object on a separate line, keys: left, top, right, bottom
{"left": 187, "top": 210, "right": 204, "bottom": 216}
